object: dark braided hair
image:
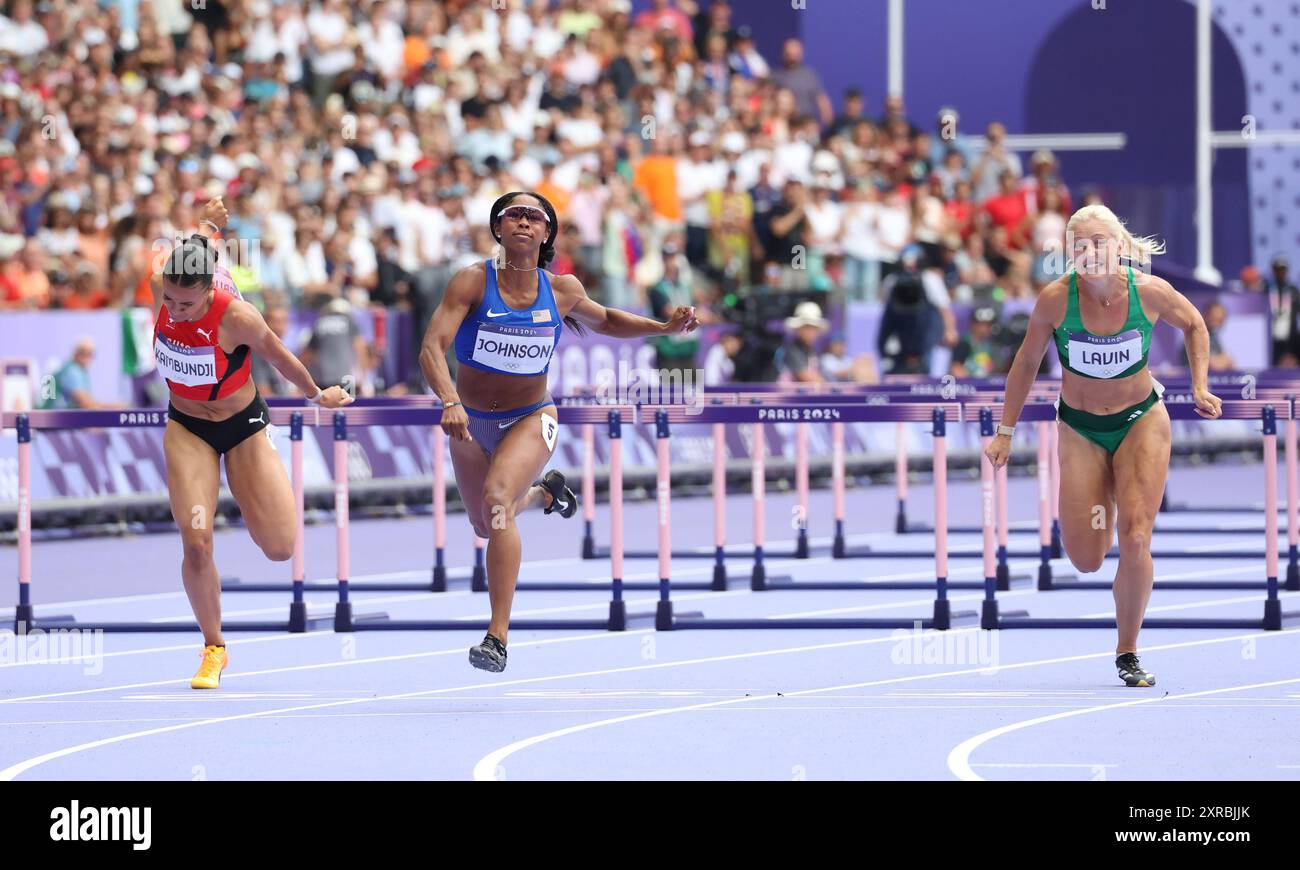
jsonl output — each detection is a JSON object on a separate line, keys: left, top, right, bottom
{"left": 162, "top": 234, "right": 218, "bottom": 291}
{"left": 489, "top": 191, "right": 585, "bottom": 335}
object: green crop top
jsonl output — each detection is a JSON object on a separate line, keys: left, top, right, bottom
{"left": 1053, "top": 268, "right": 1152, "bottom": 379}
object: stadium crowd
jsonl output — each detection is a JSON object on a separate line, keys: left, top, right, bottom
{"left": 0, "top": 0, "right": 1294, "bottom": 392}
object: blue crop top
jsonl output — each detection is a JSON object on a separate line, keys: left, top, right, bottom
{"left": 453, "top": 259, "right": 564, "bottom": 377}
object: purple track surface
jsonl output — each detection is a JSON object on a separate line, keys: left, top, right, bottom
{"left": 1, "top": 461, "right": 1298, "bottom": 781}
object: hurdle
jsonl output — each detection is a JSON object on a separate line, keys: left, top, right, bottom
{"left": 4, "top": 408, "right": 329, "bottom": 633}
{"left": 577, "top": 392, "right": 812, "bottom": 566}
{"left": 332, "top": 405, "right": 636, "bottom": 631}
{"left": 640, "top": 401, "right": 977, "bottom": 629}
{"left": 982, "top": 401, "right": 1300, "bottom": 630}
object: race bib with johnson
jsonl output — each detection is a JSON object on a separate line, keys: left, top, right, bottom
{"left": 471, "top": 323, "right": 556, "bottom": 375}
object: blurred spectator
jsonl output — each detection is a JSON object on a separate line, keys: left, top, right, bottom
{"left": 971, "top": 121, "right": 1022, "bottom": 204}
{"left": 728, "top": 26, "right": 769, "bottom": 80}
{"left": 840, "top": 182, "right": 880, "bottom": 302}
{"left": 706, "top": 168, "right": 755, "bottom": 288}
{"left": 1180, "top": 301, "right": 1234, "bottom": 371}
{"left": 771, "top": 39, "right": 832, "bottom": 128}
{"left": 252, "top": 306, "right": 297, "bottom": 397}
{"left": 829, "top": 87, "right": 868, "bottom": 139}
{"left": 40, "top": 338, "right": 121, "bottom": 410}
{"left": 778, "top": 301, "right": 831, "bottom": 384}
{"left": 634, "top": 0, "right": 693, "bottom": 41}
{"left": 820, "top": 333, "right": 877, "bottom": 383}
{"left": 57, "top": 263, "right": 111, "bottom": 310}
{"left": 878, "top": 251, "right": 942, "bottom": 374}
{"left": 301, "top": 297, "right": 368, "bottom": 391}
{"left": 1266, "top": 257, "right": 1300, "bottom": 365}
{"left": 766, "top": 179, "right": 810, "bottom": 290}
{"left": 647, "top": 242, "right": 700, "bottom": 376}
{"left": 950, "top": 306, "right": 1002, "bottom": 377}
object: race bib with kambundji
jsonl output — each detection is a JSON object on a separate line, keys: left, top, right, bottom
{"left": 471, "top": 323, "right": 556, "bottom": 375}
{"left": 1067, "top": 329, "right": 1144, "bottom": 378}
{"left": 154, "top": 335, "right": 218, "bottom": 386}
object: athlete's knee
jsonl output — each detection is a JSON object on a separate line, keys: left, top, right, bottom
{"left": 1069, "top": 549, "right": 1107, "bottom": 574}
{"left": 261, "top": 540, "right": 295, "bottom": 562}
{"left": 182, "top": 535, "right": 215, "bottom": 566}
{"left": 1116, "top": 520, "right": 1154, "bottom": 557}
{"left": 480, "top": 482, "right": 517, "bottom": 531}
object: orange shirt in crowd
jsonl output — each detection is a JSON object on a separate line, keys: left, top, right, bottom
{"left": 61, "top": 287, "right": 111, "bottom": 309}
{"left": 403, "top": 36, "right": 432, "bottom": 76}
{"left": 535, "top": 177, "right": 571, "bottom": 218}
{"left": 8, "top": 266, "right": 51, "bottom": 308}
{"left": 633, "top": 154, "right": 682, "bottom": 222}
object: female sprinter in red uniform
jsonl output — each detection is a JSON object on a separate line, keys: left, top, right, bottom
{"left": 152, "top": 198, "right": 351, "bottom": 688}
{"left": 420, "top": 192, "right": 699, "bottom": 672}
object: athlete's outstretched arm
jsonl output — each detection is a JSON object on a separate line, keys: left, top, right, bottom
{"left": 556, "top": 273, "right": 699, "bottom": 339}
{"left": 1148, "top": 277, "right": 1222, "bottom": 419}
{"left": 419, "top": 266, "right": 480, "bottom": 441}
{"left": 986, "top": 286, "right": 1061, "bottom": 468}
{"left": 223, "top": 301, "right": 352, "bottom": 408}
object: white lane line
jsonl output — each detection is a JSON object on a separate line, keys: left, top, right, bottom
{"left": 0, "top": 629, "right": 647, "bottom": 705}
{"left": 467, "top": 628, "right": 1300, "bottom": 781}
{"left": 0, "top": 629, "right": 956, "bottom": 781}
{"left": 973, "top": 763, "right": 1117, "bottom": 768}
{"left": 946, "top": 677, "right": 1300, "bottom": 781}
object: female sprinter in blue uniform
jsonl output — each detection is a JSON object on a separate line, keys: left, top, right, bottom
{"left": 152, "top": 197, "right": 352, "bottom": 688}
{"left": 987, "top": 204, "right": 1221, "bottom": 687}
{"left": 420, "top": 192, "right": 699, "bottom": 672}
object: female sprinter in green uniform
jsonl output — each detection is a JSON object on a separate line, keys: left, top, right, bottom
{"left": 987, "top": 204, "right": 1222, "bottom": 687}
{"left": 420, "top": 192, "right": 699, "bottom": 672}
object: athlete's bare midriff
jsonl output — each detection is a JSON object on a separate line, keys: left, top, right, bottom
{"left": 169, "top": 377, "right": 256, "bottom": 420}
{"left": 456, "top": 365, "right": 550, "bottom": 414}
{"left": 1059, "top": 367, "right": 1154, "bottom": 416}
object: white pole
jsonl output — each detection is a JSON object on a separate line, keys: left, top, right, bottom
{"left": 888, "top": 0, "right": 903, "bottom": 99}
{"left": 1195, "top": 0, "right": 1221, "bottom": 284}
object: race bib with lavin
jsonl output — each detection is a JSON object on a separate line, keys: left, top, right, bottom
{"left": 471, "top": 323, "right": 556, "bottom": 375}
{"left": 154, "top": 336, "right": 218, "bottom": 386}
{"left": 1067, "top": 329, "right": 1144, "bottom": 378}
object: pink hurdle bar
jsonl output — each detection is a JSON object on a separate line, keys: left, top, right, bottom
{"left": 751, "top": 420, "right": 767, "bottom": 589}
{"left": 994, "top": 456, "right": 1011, "bottom": 590}
{"left": 980, "top": 432, "right": 997, "bottom": 603}
{"left": 796, "top": 422, "right": 810, "bottom": 557}
{"left": 932, "top": 413, "right": 949, "bottom": 624}
{"left": 14, "top": 416, "right": 31, "bottom": 631}
{"left": 831, "top": 421, "right": 846, "bottom": 557}
{"left": 1036, "top": 421, "right": 1054, "bottom": 588}
{"left": 1049, "top": 421, "right": 1062, "bottom": 557}
{"left": 712, "top": 422, "right": 727, "bottom": 589}
{"left": 289, "top": 412, "right": 307, "bottom": 630}
{"left": 610, "top": 417, "right": 625, "bottom": 614}
{"left": 432, "top": 425, "right": 447, "bottom": 591}
{"left": 894, "top": 421, "right": 908, "bottom": 533}
{"left": 1288, "top": 417, "right": 1299, "bottom": 589}
{"left": 581, "top": 423, "right": 596, "bottom": 558}
{"left": 332, "top": 411, "right": 352, "bottom": 631}
{"left": 1263, "top": 413, "right": 1283, "bottom": 628}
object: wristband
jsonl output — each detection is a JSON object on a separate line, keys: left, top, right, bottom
{"left": 443, "top": 401, "right": 462, "bottom": 410}
{"left": 996, "top": 424, "right": 1015, "bottom": 438}
{"left": 306, "top": 387, "right": 323, "bottom": 404}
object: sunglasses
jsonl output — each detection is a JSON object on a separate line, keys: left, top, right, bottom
{"left": 499, "top": 205, "right": 550, "bottom": 224}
